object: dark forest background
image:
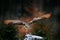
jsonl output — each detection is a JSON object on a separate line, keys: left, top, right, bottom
{"left": 0, "top": 0, "right": 60, "bottom": 40}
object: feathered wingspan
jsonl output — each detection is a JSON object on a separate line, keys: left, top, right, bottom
{"left": 4, "top": 13, "right": 51, "bottom": 25}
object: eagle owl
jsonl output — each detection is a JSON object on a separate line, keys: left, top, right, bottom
{"left": 3, "top": 6, "right": 51, "bottom": 37}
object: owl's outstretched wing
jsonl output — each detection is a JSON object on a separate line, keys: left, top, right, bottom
{"left": 28, "top": 13, "right": 51, "bottom": 24}
{"left": 4, "top": 20, "right": 26, "bottom": 25}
